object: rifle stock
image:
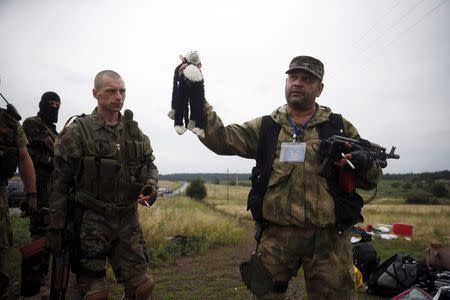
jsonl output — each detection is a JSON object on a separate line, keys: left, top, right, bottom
{"left": 50, "top": 246, "right": 70, "bottom": 300}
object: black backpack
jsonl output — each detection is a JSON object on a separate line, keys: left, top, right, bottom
{"left": 352, "top": 243, "right": 380, "bottom": 282}
{"left": 368, "top": 253, "right": 419, "bottom": 297}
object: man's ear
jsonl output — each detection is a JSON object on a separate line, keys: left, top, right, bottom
{"left": 316, "top": 83, "right": 324, "bottom": 97}
{"left": 92, "top": 88, "right": 97, "bottom": 99}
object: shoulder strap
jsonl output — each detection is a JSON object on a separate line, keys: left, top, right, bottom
{"left": 247, "top": 115, "right": 280, "bottom": 223}
{"left": 256, "top": 115, "right": 280, "bottom": 170}
{"left": 318, "top": 113, "right": 345, "bottom": 139}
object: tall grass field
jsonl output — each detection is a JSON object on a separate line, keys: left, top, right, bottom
{"left": 4, "top": 178, "right": 450, "bottom": 299}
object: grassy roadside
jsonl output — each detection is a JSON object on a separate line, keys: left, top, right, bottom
{"left": 4, "top": 181, "right": 450, "bottom": 299}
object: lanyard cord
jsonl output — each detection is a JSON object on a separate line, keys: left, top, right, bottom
{"left": 287, "top": 116, "right": 310, "bottom": 142}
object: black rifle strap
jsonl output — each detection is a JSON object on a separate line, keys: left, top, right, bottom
{"left": 256, "top": 116, "right": 281, "bottom": 182}
{"left": 318, "top": 113, "right": 345, "bottom": 139}
{"left": 249, "top": 116, "right": 280, "bottom": 246}
{"left": 250, "top": 113, "right": 343, "bottom": 240}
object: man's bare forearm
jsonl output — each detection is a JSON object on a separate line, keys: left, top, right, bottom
{"left": 18, "top": 146, "right": 36, "bottom": 193}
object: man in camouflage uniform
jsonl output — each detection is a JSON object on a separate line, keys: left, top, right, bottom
{"left": 47, "top": 70, "right": 158, "bottom": 300}
{"left": 21, "top": 91, "right": 61, "bottom": 299}
{"left": 197, "top": 56, "right": 382, "bottom": 299}
{"left": 0, "top": 105, "right": 37, "bottom": 299}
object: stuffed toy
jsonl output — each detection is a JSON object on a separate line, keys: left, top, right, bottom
{"left": 168, "top": 51, "right": 205, "bottom": 138}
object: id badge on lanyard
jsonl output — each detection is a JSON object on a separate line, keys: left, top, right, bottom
{"left": 279, "top": 117, "right": 308, "bottom": 163}
{"left": 280, "top": 142, "right": 306, "bottom": 162}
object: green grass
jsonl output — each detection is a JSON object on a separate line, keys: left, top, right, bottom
{"left": 5, "top": 178, "right": 450, "bottom": 299}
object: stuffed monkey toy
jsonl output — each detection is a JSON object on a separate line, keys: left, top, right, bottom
{"left": 168, "top": 51, "right": 205, "bottom": 138}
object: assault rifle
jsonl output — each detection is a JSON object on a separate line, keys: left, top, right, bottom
{"left": 19, "top": 208, "right": 71, "bottom": 299}
{"left": 49, "top": 196, "right": 82, "bottom": 300}
{"left": 19, "top": 208, "right": 50, "bottom": 297}
{"left": 0, "top": 77, "right": 21, "bottom": 121}
{"left": 320, "top": 135, "right": 400, "bottom": 192}
{"left": 49, "top": 240, "right": 71, "bottom": 300}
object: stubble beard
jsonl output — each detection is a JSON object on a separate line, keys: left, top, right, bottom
{"left": 286, "top": 94, "right": 315, "bottom": 111}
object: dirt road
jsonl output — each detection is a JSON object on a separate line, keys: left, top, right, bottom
{"left": 150, "top": 225, "right": 306, "bottom": 300}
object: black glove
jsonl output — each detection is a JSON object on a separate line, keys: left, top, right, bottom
{"left": 20, "top": 192, "right": 38, "bottom": 217}
{"left": 45, "top": 229, "right": 63, "bottom": 255}
{"left": 141, "top": 185, "right": 158, "bottom": 206}
{"left": 349, "top": 150, "right": 373, "bottom": 173}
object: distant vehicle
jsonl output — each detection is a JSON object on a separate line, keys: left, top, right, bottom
{"left": 6, "top": 179, "right": 24, "bottom": 208}
{"left": 157, "top": 188, "right": 170, "bottom": 197}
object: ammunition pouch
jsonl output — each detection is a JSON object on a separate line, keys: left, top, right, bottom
{"left": 240, "top": 253, "right": 274, "bottom": 297}
{"left": 80, "top": 156, "right": 121, "bottom": 200}
{"left": 247, "top": 167, "right": 264, "bottom": 222}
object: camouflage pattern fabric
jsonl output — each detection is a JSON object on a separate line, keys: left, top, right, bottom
{"left": 23, "top": 115, "right": 57, "bottom": 236}
{"left": 0, "top": 120, "right": 27, "bottom": 298}
{"left": 22, "top": 116, "right": 57, "bottom": 173}
{"left": 49, "top": 108, "right": 158, "bottom": 296}
{"left": 78, "top": 208, "right": 151, "bottom": 297}
{"left": 257, "top": 224, "right": 356, "bottom": 300}
{"left": 200, "top": 102, "right": 381, "bottom": 299}
{"left": 200, "top": 102, "right": 381, "bottom": 228}
{"left": 21, "top": 116, "right": 57, "bottom": 296}
{"left": 0, "top": 191, "right": 12, "bottom": 293}
{"left": 285, "top": 55, "right": 325, "bottom": 80}
{"left": 0, "top": 191, "right": 10, "bottom": 299}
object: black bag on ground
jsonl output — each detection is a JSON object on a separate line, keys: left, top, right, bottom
{"left": 368, "top": 253, "right": 419, "bottom": 297}
{"left": 352, "top": 243, "right": 379, "bottom": 282}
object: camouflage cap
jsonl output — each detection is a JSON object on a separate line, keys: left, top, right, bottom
{"left": 286, "top": 56, "right": 324, "bottom": 80}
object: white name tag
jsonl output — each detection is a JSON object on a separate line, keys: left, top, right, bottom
{"left": 279, "top": 142, "right": 306, "bottom": 162}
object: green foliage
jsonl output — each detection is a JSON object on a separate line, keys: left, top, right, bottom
{"left": 383, "top": 170, "right": 450, "bottom": 181}
{"left": 186, "top": 179, "right": 207, "bottom": 200}
{"left": 391, "top": 182, "right": 400, "bottom": 188}
{"left": 402, "top": 183, "right": 412, "bottom": 190}
{"left": 405, "top": 190, "right": 436, "bottom": 204}
{"left": 430, "top": 183, "right": 448, "bottom": 197}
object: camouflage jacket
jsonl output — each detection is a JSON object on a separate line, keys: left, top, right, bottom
{"left": 0, "top": 109, "right": 28, "bottom": 186}
{"left": 49, "top": 108, "right": 158, "bottom": 230}
{"left": 200, "top": 103, "right": 382, "bottom": 227}
{"left": 22, "top": 115, "right": 58, "bottom": 172}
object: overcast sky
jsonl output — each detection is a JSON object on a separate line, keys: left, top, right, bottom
{"left": 1, "top": 0, "right": 449, "bottom": 175}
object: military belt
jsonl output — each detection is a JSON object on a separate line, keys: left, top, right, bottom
{"left": 74, "top": 191, "right": 136, "bottom": 216}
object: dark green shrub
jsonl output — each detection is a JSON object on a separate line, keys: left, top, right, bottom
{"left": 186, "top": 179, "right": 207, "bottom": 200}
{"left": 402, "top": 183, "right": 412, "bottom": 190}
{"left": 391, "top": 182, "right": 400, "bottom": 188}
{"left": 430, "top": 183, "right": 448, "bottom": 197}
{"left": 405, "top": 191, "right": 433, "bottom": 204}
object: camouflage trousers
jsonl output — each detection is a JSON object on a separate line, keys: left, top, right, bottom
{"left": 254, "top": 224, "right": 356, "bottom": 300}
{"left": 77, "top": 208, "right": 151, "bottom": 298}
{"left": 0, "top": 190, "right": 12, "bottom": 298}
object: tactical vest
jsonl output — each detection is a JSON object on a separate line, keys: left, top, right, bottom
{"left": 0, "top": 108, "right": 20, "bottom": 183}
{"left": 247, "top": 113, "right": 345, "bottom": 224}
{"left": 73, "top": 110, "right": 149, "bottom": 214}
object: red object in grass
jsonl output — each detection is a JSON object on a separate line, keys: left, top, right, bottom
{"left": 392, "top": 223, "right": 414, "bottom": 236}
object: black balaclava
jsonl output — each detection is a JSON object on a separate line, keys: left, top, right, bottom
{"left": 38, "top": 91, "right": 60, "bottom": 124}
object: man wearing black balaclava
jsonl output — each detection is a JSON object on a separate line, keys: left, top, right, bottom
{"left": 21, "top": 91, "right": 60, "bottom": 299}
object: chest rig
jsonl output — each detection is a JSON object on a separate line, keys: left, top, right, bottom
{"left": 0, "top": 108, "right": 20, "bottom": 183}
{"left": 73, "top": 109, "right": 148, "bottom": 214}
